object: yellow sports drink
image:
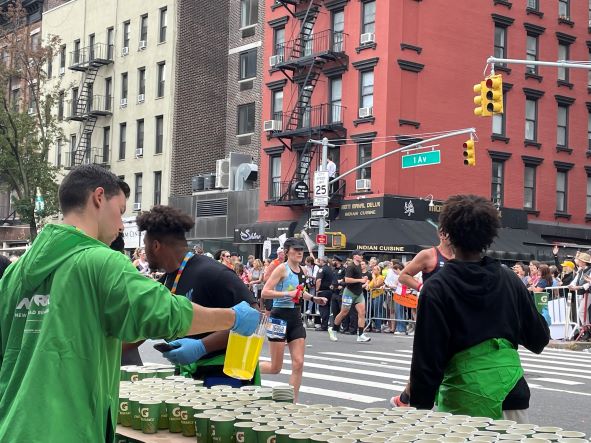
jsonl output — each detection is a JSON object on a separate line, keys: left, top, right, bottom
{"left": 223, "top": 313, "right": 267, "bottom": 380}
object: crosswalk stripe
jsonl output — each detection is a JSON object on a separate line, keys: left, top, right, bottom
{"left": 261, "top": 379, "right": 385, "bottom": 403}
{"left": 275, "top": 367, "right": 408, "bottom": 391}
{"left": 326, "top": 351, "right": 411, "bottom": 366}
{"left": 532, "top": 377, "right": 583, "bottom": 386}
{"left": 528, "top": 383, "right": 591, "bottom": 397}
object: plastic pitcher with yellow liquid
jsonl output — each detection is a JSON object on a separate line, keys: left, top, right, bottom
{"left": 223, "top": 312, "right": 267, "bottom": 380}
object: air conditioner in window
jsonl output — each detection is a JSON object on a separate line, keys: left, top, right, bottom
{"left": 135, "top": 148, "right": 143, "bottom": 157}
{"left": 355, "top": 179, "right": 371, "bottom": 191}
{"left": 360, "top": 32, "right": 375, "bottom": 45}
{"left": 137, "top": 94, "right": 145, "bottom": 103}
{"left": 133, "top": 202, "right": 141, "bottom": 211}
{"left": 269, "top": 54, "right": 284, "bottom": 67}
{"left": 122, "top": 46, "right": 129, "bottom": 56}
{"left": 139, "top": 40, "right": 147, "bottom": 50}
{"left": 59, "top": 67, "right": 65, "bottom": 75}
{"left": 358, "top": 107, "right": 373, "bottom": 118}
{"left": 215, "top": 158, "right": 230, "bottom": 189}
{"left": 263, "top": 120, "right": 282, "bottom": 131}
{"left": 120, "top": 98, "right": 128, "bottom": 107}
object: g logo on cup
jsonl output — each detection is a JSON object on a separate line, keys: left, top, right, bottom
{"left": 172, "top": 407, "right": 180, "bottom": 417}
{"left": 120, "top": 401, "right": 128, "bottom": 412}
{"left": 180, "top": 410, "right": 188, "bottom": 420}
{"left": 140, "top": 408, "right": 149, "bottom": 418}
{"left": 267, "top": 437, "right": 276, "bottom": 443}
{"left": 130, "top": 374, "right": 139, "bottom": 382}
{"left": 236, "top": 432, "right": 245, "bottom": 443}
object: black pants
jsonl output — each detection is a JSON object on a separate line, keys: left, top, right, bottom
{"left": 318, "top": 290, "right": 332, "bottom": 329}
{"left": 331, "top": 291, "right": 342, "bottom": 327}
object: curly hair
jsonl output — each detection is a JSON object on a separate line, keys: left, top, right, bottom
{"left": 136, "top": 205, "right": 194, "bottom": 243}
{"left": 439, "top": 195, "right": 500, "bottom": 254}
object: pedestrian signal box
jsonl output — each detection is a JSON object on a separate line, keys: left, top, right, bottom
{"left": 324, "top": 232, "right": 346, "bottom": 250}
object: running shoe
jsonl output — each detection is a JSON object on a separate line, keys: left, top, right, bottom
{"left": 390, "top": 395, "right": 409, "bottom": 408}
{"left": 356, "top": 333, "right": 371, "bottom": 343}
{"left": 328, "top": 329, "right": 338, "bottom": 342}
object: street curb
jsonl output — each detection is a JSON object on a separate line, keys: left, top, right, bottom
{"left": 546, "top": 340, "right": 591, "bottom": 351}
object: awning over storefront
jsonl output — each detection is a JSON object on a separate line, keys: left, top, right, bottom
{"left": 233, "top": 221, "right": 296, "bottom": 244}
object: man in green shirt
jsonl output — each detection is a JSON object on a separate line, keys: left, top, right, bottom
{"left": 0, "top": 165, "right": 260, "bottom": 443}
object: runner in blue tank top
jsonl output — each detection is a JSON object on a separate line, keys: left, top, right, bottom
{"left": 260, "top": 237, "right": 327, "bottom": 402}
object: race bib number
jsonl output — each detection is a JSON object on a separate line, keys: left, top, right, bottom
{"left": 266, "top": 317, "right": 287, "bottom": 340}
{"left": 342, "top": 294, "right": 353, "bottom": 307}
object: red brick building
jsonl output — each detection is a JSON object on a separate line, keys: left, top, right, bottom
{"left": 249, "top": 0, "right": 591, "bottom": 260}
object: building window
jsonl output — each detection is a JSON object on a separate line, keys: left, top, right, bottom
{"left": 56, "top": 138, "right": 62, "bottom": 167}
{"left": 30, "top": 32, "right": 40, "bottom": 51}
{"left": 239, "top": 49, "right": 257, "bottom": 80}
{"left": 159, "top": 7, "right": 167, "bottom": 43}
{"left": 240, "top": 0, "right": 258, "bottom": 28}
{"left": 332, "top": 10, "right": 345, "bottom": 52}
{"left": 527, "top": 0, "right": 539, "bottom": 10}
{"left": 357, "top": 142, "right": 372, "bottom": 179}
{"left": 58, "top": 90, "right": 64, "bottom": 121}
{"left": 557, "top": 104, "right": 568, "bottom": 147}
{"left": 492, "top": 91, "right": 506, "bottom": 136}
{"left": 134, "top": 173, "right": 143, "bottom": 206}
{"left": 270, "top": 155, "right": 282, "bottom": 199}
{"left": 558, "top": 0, "right": 569, "bottom": 18}
{"left": 362, "top": 1, "right": 376, "bottom": 35}
{"left": 70, "top": 87, "right": 78, "bottom": 116}
{"left": 88, "top": 34, "right": 95, "bottom": 60}
{"left": 136, "top": 119, "right": 144, "bottom": 153}
{"left": 103, "top": 126, "right": 110, "bottom": 164}
{"left": 526, "top": 35, "right": 538, "bottom": 74}
{"left": 360, "top": 70, "right": 374, "bottom": 109}
{"left": 558, "top": 43, "right": 569, "bottom": 82}
{"left": 154, "top": 171, "right": 162, "bottom": 206}
{"left": 107, "top": 27, "right": 114, "bottom": 59}
{"left": 123, "top": 20, "right": 130, "bottom": 49}
{"left": 556, "top": 170, "right": 567, "bottom": 213}
{"left": 157, "top": 62, "right": 165, "bottom": 97}
{"left": 121, "top": 72, "right": 128, "bottom": 100}
{"left": 494, "top": 26, "right": 507, "bottom": 61}
{"left": 138, "top": 67, "right": 146, "bottom": 96}
{"left": 330, "top": 76, "right": 342, "bottom": 123}
{"left": 73, "top": 39, "right": 80, "bottom": 64}
{"left": 59, "top": 45, "right": 66, "bottom": 72}
{"left": 273, "top": 27, "right": 285, "bottom": 56}
{"left": 524, "top": 165, "right": 536, "bottom": 210}
{"left": 587, "top": 175, "right": 591, "bottom": 215}
{"left": 491, "top": 160, "right": 504, "bottom": 207}
{"left": 140, "top": 14, "right": 148, "bottom": 43}
{"left": 237, "top": 103, "right": 255, "bottom": 135}
{"left": 119, "top": 123, "right": 126, "bottom": 160}
{"left": 271, "top": 90, "right": 283, "bottom": 120}
{"left": 525, "top": 98, "right": 537, "bottom": 141}
{"left": 70, "top": 134, "right": 76, "bottom": 166}
{"left": 155, "top": 115, "right": 164, "bottom": 154}
{"left": 105, "top": 77, "right": 112, "bottom": 110}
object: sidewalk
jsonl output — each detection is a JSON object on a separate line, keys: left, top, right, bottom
{"left": 546, "top": 339, "right": 591, "bottom": 351}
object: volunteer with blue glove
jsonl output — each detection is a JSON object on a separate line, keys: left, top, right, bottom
{"left": 137, "top": 206, "right": 260, "bottom": 387}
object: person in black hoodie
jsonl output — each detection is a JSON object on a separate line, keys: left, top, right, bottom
{"left": 409, "top": 195, "right": 550, "bottom": 423}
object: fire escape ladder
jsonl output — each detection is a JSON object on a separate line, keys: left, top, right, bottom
{"left": 284, "top": 61, "right": 323, "bottom": 133}
{"left": 73, "top": 63, "right": 99, "bottom": 166}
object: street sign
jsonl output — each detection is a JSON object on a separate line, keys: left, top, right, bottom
{"left": 314, "top": 171, "right": 329, "bottom": 200}
{"left": 316, "top": 234, "right": 328, "bottom": 245}
{"left": 401, "top": 150, "right": 441, "bottom": 169}
{"left": 309, "top": 218, "right": 330, "bottom": 229}
{"left": 311, "top": 207, "right": 329, "bottom": 218}
{"left": 313, "top": 196, "right": 329, "bottom": 206}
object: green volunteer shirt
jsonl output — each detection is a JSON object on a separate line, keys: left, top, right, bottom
{"left": 0, "top": 224, "right": 193, "bottom": 442}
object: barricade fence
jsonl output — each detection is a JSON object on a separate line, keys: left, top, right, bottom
{"left": 542, "top": 286, "right": 590, "bottom": 341}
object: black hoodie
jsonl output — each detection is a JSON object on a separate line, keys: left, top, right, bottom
{"left": 409, "top": 256, "right": 550, "bottom": 410}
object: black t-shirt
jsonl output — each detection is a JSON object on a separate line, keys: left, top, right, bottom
{"left": 160, "top": 255, "right": 256, "bottom": 357}
{"left": 316, "top": 264, "right": 334, "bottom": 291}
{"left": 345, "top": 263, "right": 363, "bottom": 295}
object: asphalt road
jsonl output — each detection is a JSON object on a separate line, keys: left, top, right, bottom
{"left": 140, "top": 329, "right": 591, "bottom": 435}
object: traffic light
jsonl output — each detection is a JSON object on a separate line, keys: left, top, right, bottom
{"left": 325, "top": 232, "right": 347, "bottom": 249}
{"left": 463, "top": 138, "right": 476, "bottom": 166}
{"left": 473, "top": 81, "right": 491, "bottom": 117}
{"left": 485, "top": 74, "right": 503, "bottom": 114}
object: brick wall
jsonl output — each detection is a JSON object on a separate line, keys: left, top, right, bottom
{"left": 224, "top": 0, "right": 265, "bottom": 163}
{"left": 171, "top": 0, "right": 231, "bottom": 196}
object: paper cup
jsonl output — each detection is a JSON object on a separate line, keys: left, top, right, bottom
{"left": 180, "top": 402, "right": 197, "bottom": 437}
{"left": 254, "top": 425, "right": 277, "bottom": 443}
{"left": 557, "top": 431, "right": 587, "bottom": 438}
{"left": 235, "top": 422, "right": 258, "bottom": 443}
{"left": 276, "top": 428, "right": 295, "bottom": 443}
{"left": 118, "top": 394, "right": 132, "bottom": 427}
{"left": 129, "top": 397, "right": 143, "bottom": 430}
{"left": 212, "top": 416, "right": 236, "bottom": 443}
{"left": 195, "top": 413, "right": 213, "bottom": 443}
{"left": 139, "top": 400, "right": 161, "bottom": 434}
{"left": 166, "top": 399, "right": 182, "bottom": 433}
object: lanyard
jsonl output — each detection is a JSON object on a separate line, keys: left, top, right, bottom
{"left": 170, "top": 252, "right": 194, "bottom": 295}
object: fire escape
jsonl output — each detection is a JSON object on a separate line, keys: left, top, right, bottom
{"left": 266, "top": 0, "right": 347, "bottom": 206}
{"left": 65, "top": 43, "right": 113, "bottom": 168}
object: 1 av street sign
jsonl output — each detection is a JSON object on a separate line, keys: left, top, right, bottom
{"left": 309, "top": 218, "right": 330, "bottom": 229}
{"left": 401, "top": 150, "right": 441, "bottom": 169}
{"left": 311, "top": 207, "right": 329, "bottom": 218}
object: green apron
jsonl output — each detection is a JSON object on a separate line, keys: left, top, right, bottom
{"left": 437, "top": 338, "right": 524, "bottom": 419}
{"left": 179, "top": 354, "right": 261, "bottom": 386}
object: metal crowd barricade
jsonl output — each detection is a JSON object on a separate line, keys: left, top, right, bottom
{"left": 364, "top": 288, "right": 415, "bottom": 334}
{"left": 544, "top": 285, "right": 585, "bottom": 340}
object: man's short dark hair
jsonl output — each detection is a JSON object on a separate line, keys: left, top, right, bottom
{"left": 59, "top": 165, "right": 130, "bottom": 214}
{"left": 136, "top": 205, "right": 194, "bottom": 243}
{"left": 439, "top": 194, "right": 500, "bottom": 254}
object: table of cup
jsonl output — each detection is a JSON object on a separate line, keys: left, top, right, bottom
{"left": 117, "top": 368, "right": 588, "bottom": 443}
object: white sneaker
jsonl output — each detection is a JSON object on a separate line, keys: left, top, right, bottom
{"left": 328, "top": 329, "right": 338, "bottom": 342}
{"left": 357, "top": 333, "right": 371, "bottom": 343}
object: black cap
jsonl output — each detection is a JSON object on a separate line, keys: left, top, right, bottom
{"left": 333, "top": 255, "right": 344, "bottom": 262}
{"left": 284, "top": 237, "right": 306, "bottom": 250}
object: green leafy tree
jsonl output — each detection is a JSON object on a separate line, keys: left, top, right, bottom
{"left": 0, "top": 1, "right": 63, "bottom": 240}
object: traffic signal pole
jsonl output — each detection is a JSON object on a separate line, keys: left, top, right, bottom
{"left": 487, "top": 57, "right": 591, "bottom": 71}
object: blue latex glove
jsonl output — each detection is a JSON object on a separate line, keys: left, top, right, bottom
{"left": 231, "top": 301, "right": 260, "bottom": 336}
{"left": 163, "top": 338, "right": 207, "bottom": 365}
